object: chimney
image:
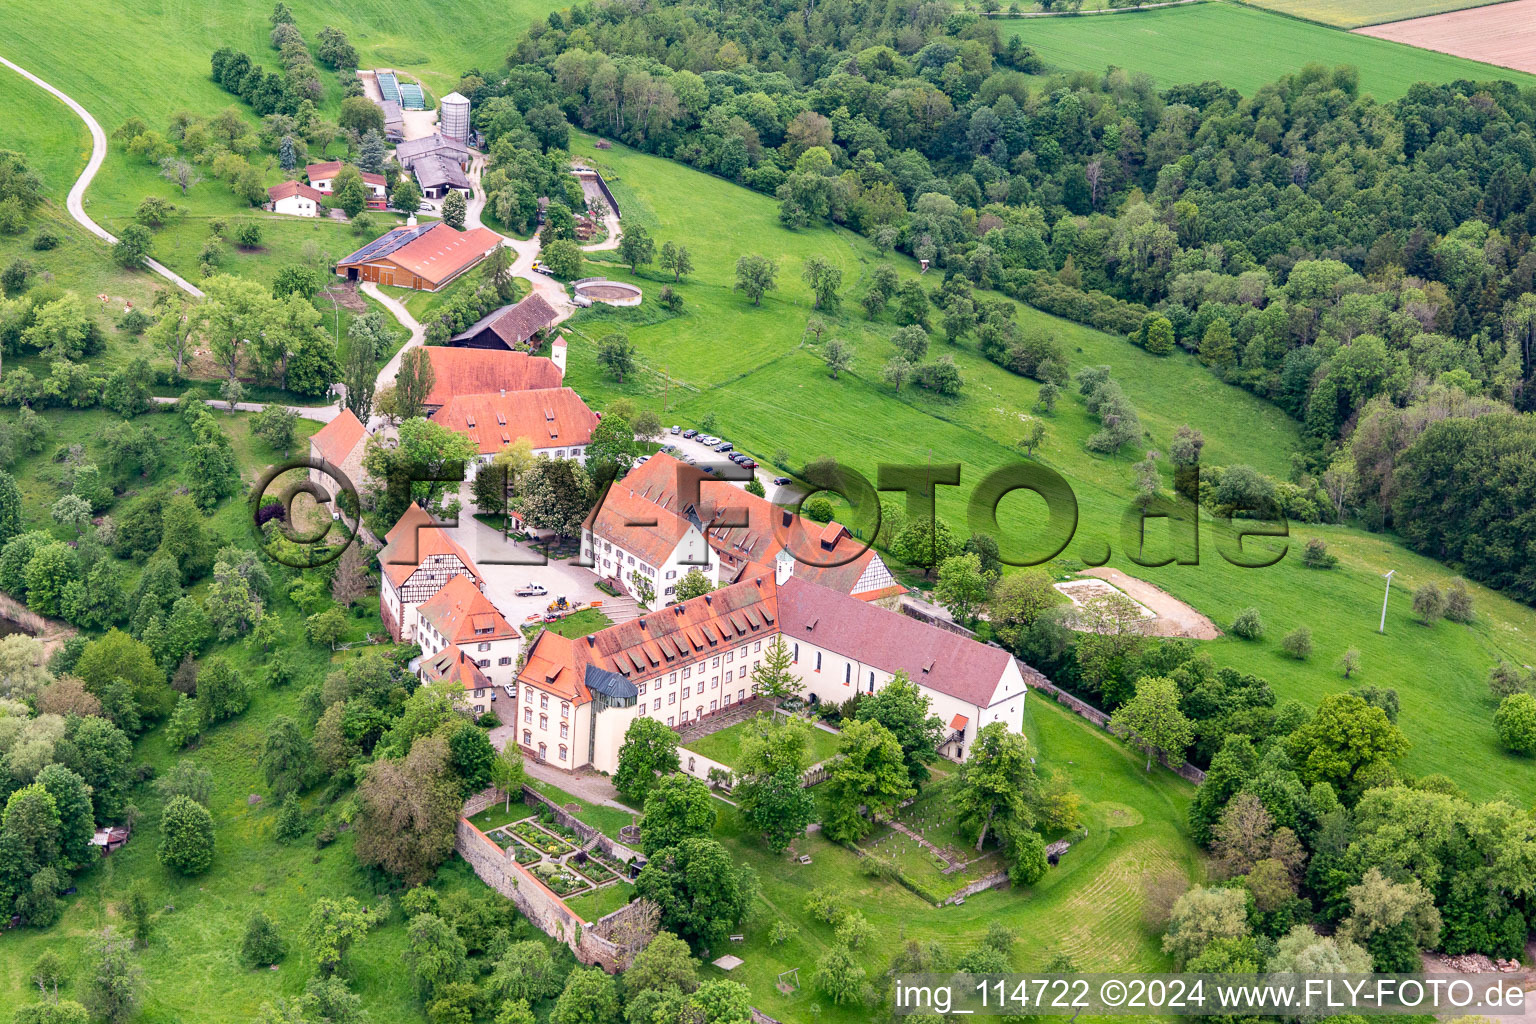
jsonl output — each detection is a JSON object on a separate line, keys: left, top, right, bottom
{"left": 638, "top": 618, "right": 646, "bottom": 630}
{"left": 775, "top": 548, "right": 795, "bottom": 586}
{"left": 780, "top": 509, "right": 792, "bottom": 528}
{"left": 500, "top": 388, "right": 506, "bottom": 397}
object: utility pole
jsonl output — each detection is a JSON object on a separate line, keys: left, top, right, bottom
{"left": 1379, "top": 569, "right": 1395, "bottom": 633}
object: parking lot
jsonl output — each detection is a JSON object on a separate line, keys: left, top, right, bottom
{"left": 651, "top": 428, "right": 785, "bottom": 492}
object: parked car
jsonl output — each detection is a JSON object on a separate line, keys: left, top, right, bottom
{"left": 682, "top": 428, "right": 698, "bottom": 438}
{"left": 738, "top": 458, "right": 757, "bottom": 469}
{"left": 504, "top": 685, "right": 516, "bottom": 699}
{"left": 670, "top": 425, "right": 681, "bottom": 434}
{"left": 636, "top": 455, "right": 650, "bottom": 465}
{"left": 773, "top": 476, "right": 792, "bottom": 486}
{"left": 514, "top": 583, "right": 549, "bottom": 597}
{"left": 702, "top": 465, "right": 715, "bottom": 474}
{"left": 715, "top": 441, "right": 734, "bottom": 452}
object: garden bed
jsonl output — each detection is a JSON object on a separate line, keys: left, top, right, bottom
{"left": 531, "top": 861, "right": 591, "bottom": 896}
{"left": 512, "top": 820, "right": 575, "bottom": 857}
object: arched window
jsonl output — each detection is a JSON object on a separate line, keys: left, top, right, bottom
{"left": 539, "top": 715, "right": 548, "bottom": 730}
{"left": 558, "top": 745, "right": 568, "bottom": 761}
{"left": 815, "top": 651, "right": 822, "bottom": 671}
{"left": 538, "top": 742, "right": 547, "bottom": 760}
{"left": 522, "top": 729, "right": 531, "bottom": 745}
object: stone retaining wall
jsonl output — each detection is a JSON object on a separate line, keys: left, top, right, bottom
{"left": 942, "top": 869, "right": 1011, "bottom": 905}
{"left": 455, "top": 787, "right": 633, "bottom": 971}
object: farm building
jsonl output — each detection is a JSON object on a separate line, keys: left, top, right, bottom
{"left": 306, "top": 161, "right": 387, "bottom": 209}
{"left": 430, "top": 386, "right": 601, "bottom": 474}
{"left": 335, "top": 221, "right": 502, "bottom": 292}
{"left": 395, "top": 133, "right": 469, "bottom": 171}
{"left": 418, "top": 348, "right": 564, "bottom": 413}
{"left": 307, "top": 408, "right": 368, "bottom": 505}
{"left": 379, "top": 99, "right": 405, "bottom": 142}
{"left": 448, "top": 293, "right": 559, "bottom": 349}
{"left": 267, "top": 180, "right": 324, "bottom": 217}
{"left": 414, "top": 154, "right": 472, "bottom": 200}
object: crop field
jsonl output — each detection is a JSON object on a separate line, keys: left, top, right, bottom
{"left": 561, "top": 135, "right": 1536, "bottom": 805}
{"left": 1354, "top": 0, "right": 1536, "bottom": 73}
{"left": 1241, "top": 0, "right": 1519, "bottom": 29}
{"left": 1001, "top": 3, "right": 1536, "bottom": 96}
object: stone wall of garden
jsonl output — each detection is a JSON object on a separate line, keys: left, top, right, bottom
{"left": 520, "top": 785, "right": 642, "bottom": 863}
{"left": 456, "top": 786, "right": 629, "bottom": 972}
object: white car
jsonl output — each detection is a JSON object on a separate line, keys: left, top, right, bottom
{"left": 514, "top": 583, "right": 549, "bottom": 597}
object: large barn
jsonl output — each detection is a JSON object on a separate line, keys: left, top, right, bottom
{"left": 335, "top": 222, "right": 502, "bottom": 292}
{"left": 448, "top": 294, "right": 559, "bottom": 349}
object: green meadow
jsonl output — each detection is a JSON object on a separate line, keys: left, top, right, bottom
{"left": 561, "top": 134, "right": 1536, "bottom": 805}
{"left": 1001, "top": 2, "right": 1536, "bottom": 97}
{"left": 710, "top": 696, "right": 1201, "bottom": 1024}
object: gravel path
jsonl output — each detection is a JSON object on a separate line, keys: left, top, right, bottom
{"left": 1081, "top": 566, "right": 1220, "bottom": 639}
{"left": 0, "top": 55, "right": 204, "bottom": 298}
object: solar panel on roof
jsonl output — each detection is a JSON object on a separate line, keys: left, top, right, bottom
{"left": 337, "top": 222, "right": 436, "bottom": 266}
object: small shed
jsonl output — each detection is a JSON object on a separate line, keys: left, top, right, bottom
{"left": 92, "top": 825, "right": 130, "bottom": 855}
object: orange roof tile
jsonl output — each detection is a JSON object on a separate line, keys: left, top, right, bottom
{"left": 379, "top": 503, "right": 482, "bottom": 587}
{"left": 309, "top": 409, "right": 366, "bottom": 466}
{"left": 269, "top": 180, "right": 325, "bottom": 203}
{"left": 389, "top": 224, "right": 502, "bottom": 287}
{"left": 421, "top": 348, "right": 564, "bottom": 408}
{"left": 422, "top": 643, "right": 492, "bottom": 692}
{"left": 306, "top": 161, "right": 385, "bottom": 187}
{"left": 417, "top": 574, "right": 516, "bottom": 645}
{"left": 431, "top": 387, "right": 599, "bottom": 455}
{"left": 615, "top": 453, "right": 903, "bottom": 599}
{"left": 584, "top": 486, "right": 697, "bottom": 569}
{"left": 517, "top": 576, "right": 778, "bottom": 703}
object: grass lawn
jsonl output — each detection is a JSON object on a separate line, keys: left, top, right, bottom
{"left": 710, "top": 695, "right": 1200, "bottom": 1024}
{"left": 1000, "top": 2, "right": 1536, "bottom": 97}
{"left": 527, "top": 608, "right": 615, "bottom": 640}
{"left": 682, "top": 716, "right": 843, "bottom": 769}
{"left": 467, "top": 800, "right": 530, "bottom": 835}
{"left": 560, "top": 134, "right": 1536, "bottom": 806}
{"left": 1238, "top": 0, "right": 1516, "bottom": 28}
{"left": 527, "top": 779, "right": 639, "bottom": 841}
{"left": 0, "top": 66, "right": 91, "bottom": 200}
{"left": 566, "top": 882, "right": 637, "bottom": 922}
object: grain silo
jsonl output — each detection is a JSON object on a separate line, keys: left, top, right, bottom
{"left": 440, "top": 92, "right": 471, "bottom": 144}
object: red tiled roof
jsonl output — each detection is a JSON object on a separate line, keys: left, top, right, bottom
{"left": 421, "top": 348, "right": 563, "bottom": 408}
{"left": 584, "top": 487, "right": 699, "bottom": 570}
{"left": 614, "top": 454, "right": 903, "bottom": 599}
{"left": 519, "top": 630, "right": 590, "bottom": 703}
{"left": 379, "top": 503, "right": 482, "bottom": 587}
{"left": 392, "top": 224, "right": 501, "bottom": 287}
{"left": 431, "top": 388, "right": 599, "bottom": 455}
{"left": 776, "top": 576, "right": 1013, "bottom": 707}
{"left": 518, "top": 576, "right": 778, "bottom": 703}
{"left": 269, "top": 180, "right": 325, "bottom": 203}
{"left": 309, "top": 409, "right": 366, "bottom": 466}
{"left": 306, "top": 161, "right": 385, "bottom": 187}
{"left": 417, "top": 574, "right": 516, "bottom": 645}
{"left": 422, "top": 643, "right": 492, "bottom": 692}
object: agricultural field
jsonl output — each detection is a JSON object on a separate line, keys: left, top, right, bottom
{"left": 1353, "top": 0, "right": 1536, "bottom": 73}
{"left": 1240, "top": 0, "right": 1518, "bottom": 29}
{"left": 1002, "top": 2, "right": 1536, "bottom": 96}
{"left": 561, "top": 135, "right": 1536, "bottom": 805}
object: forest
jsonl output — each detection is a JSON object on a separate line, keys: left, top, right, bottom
{"left": 439, "top": 0, "right": 1536, "bottom": 601}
